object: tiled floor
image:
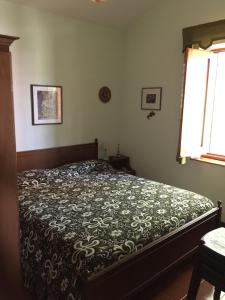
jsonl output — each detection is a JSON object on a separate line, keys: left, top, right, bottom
{"left": 134, "top": 259, "right": 225, "bottom": 300}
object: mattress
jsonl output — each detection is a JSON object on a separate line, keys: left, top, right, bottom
{"left": 18, "top": 160, "right": 214, "bottom": 300}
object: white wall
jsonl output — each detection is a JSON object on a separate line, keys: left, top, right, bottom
{"left": 0, "top": 0, "right": 123, "bottom": 155}
{"left": 1, "top": 0, "right": 225, "bottom": 218}
{"left": 120, "top": 0, "right": 225, "bottom": 219}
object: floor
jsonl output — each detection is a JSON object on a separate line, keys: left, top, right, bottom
{"left": 135, "top": 259, "right": 225, "bottom": 300}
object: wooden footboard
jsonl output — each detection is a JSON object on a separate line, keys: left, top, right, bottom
{"left": 82, "top": 203, "right": 221, "bottom": 300}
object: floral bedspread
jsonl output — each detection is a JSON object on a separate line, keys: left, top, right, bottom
{"left": 18, "top": 160, "right": 214, "bottom": 300}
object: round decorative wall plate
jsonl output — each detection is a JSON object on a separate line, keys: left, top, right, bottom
{"left": 99, "top": 86, "right": 111, "bottom": 103}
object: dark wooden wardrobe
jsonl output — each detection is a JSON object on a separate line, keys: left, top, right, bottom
{"left": 0, "top": 35, "right": 29, "bottom": 299}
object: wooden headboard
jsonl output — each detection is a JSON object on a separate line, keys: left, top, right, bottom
{"left": 17, "top": 139, "right": 98, "bottom": 172}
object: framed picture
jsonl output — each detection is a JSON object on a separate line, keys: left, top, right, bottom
{"left": 31, "top": 84, "right": 62, "bottom": 125}
{"left": 141, "top": 87, "right": 162, "bottom": 110}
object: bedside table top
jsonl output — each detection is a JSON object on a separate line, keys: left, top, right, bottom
{"left": 109, "top": 155, "right": 129, "bottom": 162}
{"left": 108, "top": 155, "right": 136, "bottom": 175}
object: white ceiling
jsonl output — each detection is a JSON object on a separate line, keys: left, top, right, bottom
{"left": 5, "top": 0, "right": 154, "bottom": 29}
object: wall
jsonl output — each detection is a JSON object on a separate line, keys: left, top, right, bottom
{"left": 0, "top": 1, "right": 224, "bottom": 297}
{"left": 121, "top": 0, "right": 225, "bottom": 219}
{"left": 0, "top": 0, "right": 124, "bottom": 155}
{"left": 0, "top": 0, "right": 224, "bottom": 213}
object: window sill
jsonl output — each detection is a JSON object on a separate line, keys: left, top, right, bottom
{"left": 192, "top": 156, "right": 225, "bottom": 167}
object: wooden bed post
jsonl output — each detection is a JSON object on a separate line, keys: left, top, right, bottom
{"left": 217, "top": 201, "right": 222, "bottom": 226}
{"left": 0, "top": 34, "right": 24, "bottom": 299}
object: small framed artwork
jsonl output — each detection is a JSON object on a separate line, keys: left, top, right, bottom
{"left": 141, "top": 87, "right": 162, "bottom": 110}
{"left": 31, "top": 84, "right": 62, "bottom": 125}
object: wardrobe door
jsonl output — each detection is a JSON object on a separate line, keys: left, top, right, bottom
{"left": 0, "top": 35, "right": 23, "bottom": 299}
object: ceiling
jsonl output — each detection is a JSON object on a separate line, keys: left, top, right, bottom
{"left": 5, "top": 0, "right": 154, "bottom": 29}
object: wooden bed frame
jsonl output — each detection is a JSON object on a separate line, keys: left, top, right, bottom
{"left": 17, "top": 139, "right": 98, "bottom": 171}
{"left": 16, "top": 140, "right": 222, "bottom": 300}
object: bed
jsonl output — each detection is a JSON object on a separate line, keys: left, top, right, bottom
{"left": 17, "top": 140, "right": 221, "bottom": 300}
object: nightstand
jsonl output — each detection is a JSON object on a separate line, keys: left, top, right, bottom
{"left": 108, "top": 155, "right": 136, "bottom": 175}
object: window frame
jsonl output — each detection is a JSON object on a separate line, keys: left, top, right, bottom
{"left": 180, "top": 19, "right": 225, "bottom": 166}
{"left": 199, "top": 47, "right": 225, "bottom": 165}
{"left": 178, "top": 46, "right": 225, "bottom": 166}
{"left": 202, "top": 153, "right": 225, "bottom": 162}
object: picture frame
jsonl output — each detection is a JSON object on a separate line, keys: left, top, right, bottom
{"left": 31, "top": 84, "right": 63, "bottom": 125}
{"left": 141, "top": 87, "right": 162, "bottom": 110}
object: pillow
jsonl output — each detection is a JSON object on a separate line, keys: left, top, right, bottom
{"left": 17, "top": 168, "right": 66, "bottom": 188}
{"left": 17, "top": 160, "right": 114, "bottom": 189}
{"left": 59, "top": 159, "right": 114, "bottom": 175}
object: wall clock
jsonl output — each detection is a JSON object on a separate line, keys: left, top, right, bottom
{"left": 99, "top": 86, "right": 111, "bottom": 103}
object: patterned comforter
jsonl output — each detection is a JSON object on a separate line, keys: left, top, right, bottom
{"left": 18, "top": 160, "right": 215, "bottom": 300}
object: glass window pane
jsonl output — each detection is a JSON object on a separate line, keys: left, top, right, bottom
{"left": 209, "top": 52, "right": 225, "bottom": 155}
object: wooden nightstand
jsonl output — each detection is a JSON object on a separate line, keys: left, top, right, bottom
{"left": 108, "top": 155, "right": 136, "bottom": 175}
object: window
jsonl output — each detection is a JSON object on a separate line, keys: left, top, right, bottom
{"left": 178, "top": 43, "right": 225, "bottom": 165}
